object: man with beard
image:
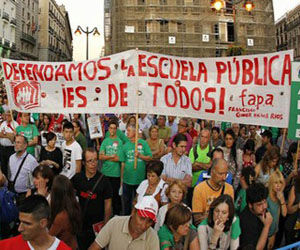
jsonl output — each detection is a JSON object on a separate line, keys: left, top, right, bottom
{"left": 240, "top": 182, "right": 273, "bottom": 249}
{"left": 192, "top": 158, "right": 234, "bottom": 226}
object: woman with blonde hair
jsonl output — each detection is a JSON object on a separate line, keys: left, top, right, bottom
{"left": 146, "top": 125, "right": 166, "bottom": 160}
{"left": 255, "top": 146, "right": 281, "bottom": 186}
{"left": 155, "top": 180, "right": 188, "bottom": 231}
{"left": 158, "top": 204, "right": 200, "bottom": 250}
{"left": 267, "top": 170, "right": 287, "bottom": 249}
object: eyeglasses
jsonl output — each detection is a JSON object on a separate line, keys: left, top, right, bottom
{"left": 86, "top": 159, "right": 97, "bottom": 164}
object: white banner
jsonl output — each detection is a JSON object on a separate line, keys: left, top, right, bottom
{"left": 2, "top": 49, "right": 293, "bottom": 127}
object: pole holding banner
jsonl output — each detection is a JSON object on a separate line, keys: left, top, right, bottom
{"left": 134, "top": 89, "right": 141, "bottom": 169}
{"left": 294, "top": 140, "right": 300, "bottom": 171}
{"left": 134, "top": 112, "right": 139, "bottom": 170}
{"left": 280, "top": 128, "right": 287, "bottom": 156}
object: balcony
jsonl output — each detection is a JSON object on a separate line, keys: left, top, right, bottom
{"left": 2, "top": 12, "right": 9, "bottom": 22}
{"left": 3, "top": 39, "right": 10, "bottom": 48}
{"left": 10, "top": 18, "right": 16, "bottom": 26}
{"left": 11, "top": 42, "right": 16, "bottom": 51}
{"left": 21, "top": 32, "right": 36, "bottom": 46}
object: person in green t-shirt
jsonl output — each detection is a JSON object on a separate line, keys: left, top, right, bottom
{"left": 121, "top": 125, "right": 152, "bottom": 215}
{"left": 105, "top": 127, "right": 129, "bottom": 145}
{"left": 16, "top": 113, "right": 39, "bottom": 156}
{"left": 158, "top": 204, "right": 199, "bottom": 250}
{"left": 99, "top": 119, "right": 124, "bottom": 215}
{"left": 235, "top": 166, "right": 256, "bottom": 215}
{"left": 189, "top": 128, "right": 212, "bottom": 187}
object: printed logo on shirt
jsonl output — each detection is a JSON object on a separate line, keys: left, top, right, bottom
{"left": 137, "top": 143, "right": 143, "bottom": 151}
{"left": 62, "top": 148, "right": 72, "bottom": 173}
{"left": 113, "top": 141, "right": 119, "bottom": 148}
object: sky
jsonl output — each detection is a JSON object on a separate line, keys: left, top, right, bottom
{"left": 56, "top": 0, "right": 300, "bottom": 61}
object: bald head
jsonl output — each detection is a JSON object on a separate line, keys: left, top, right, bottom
{"left": 211, "top": 158, "right": 228, "bottom": 188}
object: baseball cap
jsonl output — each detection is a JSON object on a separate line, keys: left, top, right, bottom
{"left": 135, "top": 196, "right": 158, "bottom": 223}
{"left": 261, "top": 130, "right": 272, "bottom": 139}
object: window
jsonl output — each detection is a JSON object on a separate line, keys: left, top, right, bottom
{"left": 216, "top": 49, "right": 222, "bottom": 57}
{"left": 194, "top": 23, "right": 201, "bottom": 33}
{"left": 177, "top": 22, "right": 186, "bottom": 33}
{"left": 225, "top": 0, "right": 233, "bottom": 14}
{"left": 214, "top": 24, "right": 219, "bottom": 40}
{"left": 160, "top": 21, "right": 169, "bottom": 32}
{"left": 227, "top": 22, "right": 234, "bottom": 42}
{"left": 246, "top": 25, "right": 254, "bottom": 36}
{"left": 138, "top": 21, "right": 145, "bottom": 32}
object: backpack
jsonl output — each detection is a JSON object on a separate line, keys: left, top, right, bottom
{"left": 0, "top": 187, "right": 19, "bottom": 224}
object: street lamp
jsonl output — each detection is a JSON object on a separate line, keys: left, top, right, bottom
{"left": 210, "top": 0, "right": 254, "bottom": 48}
{"left": 211, "top": 0, "right": 254, "bottom": 12}
{"left": 74, "top": 26, "right": 100, "bottom": 60}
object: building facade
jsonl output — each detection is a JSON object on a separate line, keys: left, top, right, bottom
{"left": 104, "top": 0, "right": 276, "bottom": 57}
{"left": 14, "top": 0, "right": 39, "bottom": 60}
{"left": 276, "top": 3, "right": 300, "bottom": 60}
{"left": 38, "top": 0, "right": 72, "bottom": 62}
{"left": 0, "top": 0, "right": 17, "bottom": 58}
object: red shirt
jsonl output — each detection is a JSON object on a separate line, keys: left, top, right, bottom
{"left": 0, "top": 235, "right": 71, "bottom": 250}
{"left": 49, "top": 114, "right": 65, "bottom": 133}
{"left": 189, "top": 127, "right": 198, "bottom": 139}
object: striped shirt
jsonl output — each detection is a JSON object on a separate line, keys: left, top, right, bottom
{"left": 160, "top": 152, "right": 192, "bottom": 180}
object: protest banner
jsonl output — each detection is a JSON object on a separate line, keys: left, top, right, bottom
{"left": 288, "top": 62, "right": 300, "bottom": 139}
{"left": 2, "top": 49, "right": 293, "bottom": 127}
{"left": 87, "top": 115, "right": 103, "bottom": 139}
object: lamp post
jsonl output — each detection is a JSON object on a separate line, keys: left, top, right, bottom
{"left": 74, "top": 26, "right": 100, "bottom": 60}
{"left": 210, "top": 0, "right": 254, "bottom": 45}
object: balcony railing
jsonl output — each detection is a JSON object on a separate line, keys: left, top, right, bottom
{"left": 2, "top": 12, "right": 9, "bottom": 21}
{"left": 21, "top": 32, "right": 36, "bottom": 46}
{"left": 10, "top": 18, "right": 16, "bottom": 26}
{"left": 11, "top": 42, "right": 16, "bottom": 51}
{"left": 4, "top": 39, "right": 10, "bottom": 48}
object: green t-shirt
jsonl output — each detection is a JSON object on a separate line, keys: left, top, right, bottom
{"left": 105, "top": 128, "right": 129, "bottom": 145}
{"left": 16, "top": 124, "right": 39, "bottom": 156}
{"left": 75, "top": 132, "right": 87, "bottom": 151}
{"left": 189, "top": 145, "right": 211, "bottom": 187}
{"left": 158, "top": 127, "right": 171, "bottom": 140}
{"left": 0, "top": 105, "right": 4, "bottom": 114}
{"left": 100, "top": 137, "right": 124, "bottom": 177}
{"left": 234, "top": 188, "right": 247, "bottom": 215}
{"left": 158, "top": 224, "right": 197, "bottom": 250}
{"left": 221, "top": 122, "right": 231, "bottom": 132}
{"left": 122, "top": 139, "right": 152, "bottom": 185}
{"left": 32, "top": 113, "right": 40, "bottom": 121}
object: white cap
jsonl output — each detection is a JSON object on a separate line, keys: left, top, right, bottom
{"left": 134, "top": 196, "right": 158, "bottom": 222}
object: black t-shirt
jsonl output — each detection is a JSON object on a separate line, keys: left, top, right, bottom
{"left": 255, "top": 145, "right": 267, "bottom": 164}
{"left": 240, "top": 206, "right": 264, "bottom": 248}
{"left": 71, "top": 172, "right": 113, "bottom": 227}
{"left": 39, "top": 146, "right": 63, "bottom": 175}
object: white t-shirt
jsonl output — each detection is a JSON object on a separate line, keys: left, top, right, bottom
{"left": 0, "top": 120, "right": 19, "bottom": 146}
{"left": 27, "top": 237, "right": 60, "bottom": 250}
{"left": 136, "top": 179, "right": 168, "bottom": 204}
{"left": 61, "top": 140, "right": 82, "bottom": 179}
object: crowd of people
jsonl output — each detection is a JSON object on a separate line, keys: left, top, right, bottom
{"left": 0, "top": 101, "right": 299, "bottom": 249}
